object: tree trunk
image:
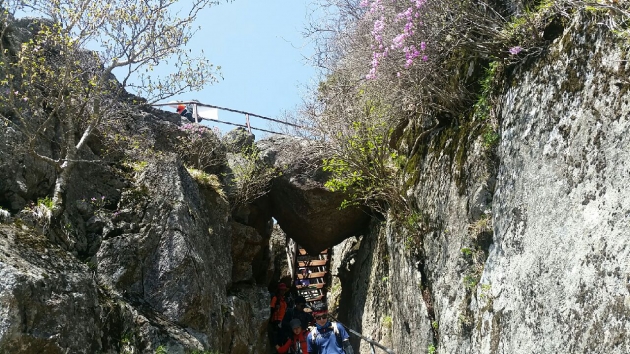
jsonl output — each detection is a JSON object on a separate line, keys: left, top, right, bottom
{"left": 52, "top": 160, "right": 76, "bottom": 219}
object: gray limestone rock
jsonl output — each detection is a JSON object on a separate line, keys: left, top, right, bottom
{"left": 0, "top": 126, "right": 56, "bottom": 212}
{"left": 332, "top": 9, "right": 630, "bottom": 354}
{"left": 222, "top": 286, "right": 270, "bottom": 354}
{"left": 96, "top": 155, "right": 232, "bottom": 349}
{"left": 224, "top": 127, "right": 255, "bottom": 153}
{"left": 472, "top": 13, "right": 630, "bottom": 354}
{"left": 231, "top": 221, "right": 263, "bottom": 283}
{"left": 256, "top": 135, "right": 370, "bottom": 254}
{"left": 0, "top": 225, "right": 102, "bottom": 353}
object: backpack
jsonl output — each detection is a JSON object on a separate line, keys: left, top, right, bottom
{"left": 310, "top": 321, "right": 341, "bottom": 345}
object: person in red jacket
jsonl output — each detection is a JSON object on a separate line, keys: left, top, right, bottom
{"left": 270, "top": 283, "right": 289, "bottom": 346}
{"left": 270, "top": 283, "right": 288, "bottom": 324}
{"left": 176, "top": 104, "right": 195, "bottom": 122}
{"left": 276, "top": 319, "right": 309, "bottom": 354}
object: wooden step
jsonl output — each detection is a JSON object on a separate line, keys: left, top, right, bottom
{"left": 296, "top": 282, "right": 326, "bottom": 290}
{"left": 298, "top": 259, "right": 327, "bottom": 267}
{"left": 297, "top": 271, "right": 327, "bottom": 279}
{"left": 298, "top": 248, "right": 329, "bottom": 256}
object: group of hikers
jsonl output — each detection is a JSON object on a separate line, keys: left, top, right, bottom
{"left": 270, "top": 283, "right": 354, "bottom": 354}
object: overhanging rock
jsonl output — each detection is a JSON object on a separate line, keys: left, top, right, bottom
{"left": 256, "top": 136, "right": 370, "bottom": 254}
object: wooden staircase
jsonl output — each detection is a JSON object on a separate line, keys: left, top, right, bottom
{"left": 294, "top": 245, "right": 329, "bottom": 310}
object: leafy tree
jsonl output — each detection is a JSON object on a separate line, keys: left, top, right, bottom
{"left": 0, "top": 0, "right": 230, "bottom": 217}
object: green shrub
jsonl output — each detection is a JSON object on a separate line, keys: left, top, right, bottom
{"left": 176, "top": 124, "right": 226, "bottom": 173}
{"left": 187, "top": 168, "right": 226, "bottom": 199}
{"left": 226, "top": 145, "right": 279, "bottom": 210}
{"left": 37, "top": 196, "right": 54, "bottom": 210}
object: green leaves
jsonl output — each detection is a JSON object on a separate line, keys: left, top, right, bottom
{"left": 0, "top": 0, "right": 231, "bottom": 216}
{"left": 322, "top": 118, "right": 400, "bottom": 213}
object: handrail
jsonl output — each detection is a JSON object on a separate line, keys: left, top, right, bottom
{"left": 328, "top": 314, "right": 396, "bottom": 354}
{"left": 286, "top": 237, "right": 298, "bottom": 284}
{"left": 151, "top": 101, "right": 304, "bottom": 135}
{"left": 171, "top": 100, "right": 304, "bottom": 129}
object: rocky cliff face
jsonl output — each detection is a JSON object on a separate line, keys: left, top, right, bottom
{"left": 331, "top": 10, "right": 630, "bottom": 354}
{"left": 472, "top": 12, "right": 630, "bottom": 354}
{"left": 0, "top": 18, "right": 280, "bottom": 352}
{"left": 3, "top": 6, "right": 629, "bottom": 354}
{"left": 0, "top": 142, "right": 272, "bottom": 353}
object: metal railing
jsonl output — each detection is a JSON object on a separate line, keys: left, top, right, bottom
{"left": 286, "top": 237, "right": 298, "bottom": 283}
{"left": 151, "top": 100, "right": 303, "bottom": 136}
{"left": 327, "top": 314, "right": 396, "bottom": 354}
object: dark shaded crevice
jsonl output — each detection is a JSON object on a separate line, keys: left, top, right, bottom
{"left": 417, "top": 256, "right": 439, "bottom": 346}
{"left": 543, "top": 16, "right": 565, "bottom": 41}
{"left": 336, "top": 233, "right": 372, "bottom": 352}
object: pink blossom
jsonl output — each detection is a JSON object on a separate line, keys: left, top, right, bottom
{"left": 373, "top": 18, "right": 385, "bottom": 33}
{"left": 392, "top": 33, "right": 406, "bottom": 49}
{"left": 509, "top": 46, "right": 523, "bottom": 55}
{"left": 366, "top": 67, "right": 378, "bottom": 80}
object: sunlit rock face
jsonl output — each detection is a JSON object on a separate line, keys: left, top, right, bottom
{"left": 0, "top": 15, "right": 276, "bottom": 353}
{"left": 0, "top": 225, "right": 103, "bottom": 353}
{"left": 257, "top": 135, "right": 370, "bottom": 255}
{"left": 472, "top": 13, "right": 630, "bottom": 354}
{"left": 329, "top": 10, "right": 630, "bottom": 354}
{"left": 96, "top": 156, "right": 232, "bottom": 348}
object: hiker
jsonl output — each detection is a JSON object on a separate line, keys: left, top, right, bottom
{"left": 307, "top": 307, "right": 353, "bottom": 354}
{"left": 270, "top": 283, "right": 289, "bottom": 345}
{"left": 271, "top": 283, "right": 289, "bottom": 325}
{"left": 276, "top": 319, "right": 309, "bottom": 354}
{"left": 282, "top": 296, "right": 314, "bottom": 334}
{"left": 176, "top": 104, "right": 195, "bottom": 122}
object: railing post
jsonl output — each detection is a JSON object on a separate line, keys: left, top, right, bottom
{"left": 245, "top": 113, "right": 252, "bottom": 133}
{"left": 285, "top": 237, "right": 299, "bottom": 286}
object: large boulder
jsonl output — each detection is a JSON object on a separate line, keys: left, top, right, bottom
{"left": 0, "top": 126, "right": 56, "bottom": 212}
{"left": 256, "top": 136, "right": 370, "bottom": 254}
{"left": 0, "top": 225, "right": 102, "bottom": 353}
{"left": 224, "top": 127, "right": 255, "bottom": 153}
{"left": 221, "top": 286, "right": 270, "bottom": 354}
{"left": 231, "top": 221, "right": 264, "bottom": 283}
{"left": 96, "top": 155, "right": 232, "bottom": 349}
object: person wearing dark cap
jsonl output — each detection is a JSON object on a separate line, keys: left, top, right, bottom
{"left": 282, "top": 296, "right": 315, "bottom": 333}
{"left": 276, "top": 318, "right": 309, "bottom": 353}
{"left": 307, "top": 307, "right": 353, "bottom": 354}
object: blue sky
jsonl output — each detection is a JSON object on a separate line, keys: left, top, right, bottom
{"left": 159, "top": 0, "right": 318, "bottom": 138}
{"left": 16, "top": 0, "right": 318, "bottom": 138}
